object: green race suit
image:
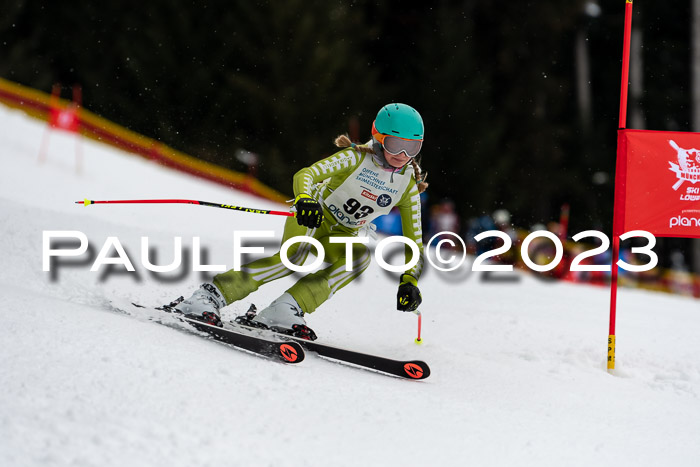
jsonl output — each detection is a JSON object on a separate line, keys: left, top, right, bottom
{"left": 213, "top": 148, "right": 424, "bottom": 313}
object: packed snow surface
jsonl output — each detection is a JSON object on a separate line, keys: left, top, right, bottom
{"left": 0, "top": 104, "right": 698, "bottom": 467}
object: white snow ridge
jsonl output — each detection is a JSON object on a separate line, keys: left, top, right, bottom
{"left": 0, "top": 104, "right": 699, "bottom": 467}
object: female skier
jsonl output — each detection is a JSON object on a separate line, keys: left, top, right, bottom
{"left": 171, "top": 103, "right": 428, "bottom": 340}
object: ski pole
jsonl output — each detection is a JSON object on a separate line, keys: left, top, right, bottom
{"left": 412, "top": 310, "right": 423, "bottom": 345}
{"left": 76, "top": 198, "right": 294, "bottom": 217}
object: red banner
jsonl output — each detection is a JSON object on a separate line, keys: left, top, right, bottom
{"left": 616, "top": 129, "right": 700, "bottom": 238}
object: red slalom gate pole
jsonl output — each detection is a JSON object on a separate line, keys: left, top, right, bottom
{"left": 608, "top": 0, "right": 634, "bottom": 372}
{"left": 76, "top": 198, "right": 294, "bottom": 217}
{"left": 618, "top": 1, "right": 634, "bottom": 126}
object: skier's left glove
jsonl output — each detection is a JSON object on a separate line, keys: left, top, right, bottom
{"left": 397, "top": 274, "right": 422, "bottom": 312}
{"left": 293, "top": 194, "right": 324, "bottom": 228}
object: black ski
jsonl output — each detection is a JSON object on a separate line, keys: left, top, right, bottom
{"left": 228, "top": 321, "right": 430, "bottom": 380}
{"left": 291, "top": 337, "right": 430, "bottom": 380}
{"left": 126, "top": 303, "right": 304, "bottom": 364}
{"left": 180, "top": 316, "right": 304, "bottom": 364}
{"left": 113, "top": 300, "right": 427, "bottom": 376}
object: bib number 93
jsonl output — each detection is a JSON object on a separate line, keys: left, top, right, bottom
{"left": 343, "top": 198, "right": 374, "bottom": 220}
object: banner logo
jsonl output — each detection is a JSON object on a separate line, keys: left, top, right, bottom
{"left": 669, "top": 215, "right": 700, "bottom": 229}
{"left": 668, "top": 140, "right": 700, "bottom": 191}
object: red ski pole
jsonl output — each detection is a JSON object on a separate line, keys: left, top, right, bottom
{"left": 76, "top": 198, "right": 294, "bottom": 217}
{"left": 413, "top": 310, "right": 423, "bottom": 345}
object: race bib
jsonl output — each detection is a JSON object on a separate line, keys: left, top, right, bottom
{"left": 324, "top": 154, "right": 412, "bottom": 228}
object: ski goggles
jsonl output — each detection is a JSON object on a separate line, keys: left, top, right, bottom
{"left": 375, "top": 134, "right": 423, "bottom": 158}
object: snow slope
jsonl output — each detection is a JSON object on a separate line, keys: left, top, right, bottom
{"left": 0, "top": 104, "right": 699, "bottom": 467}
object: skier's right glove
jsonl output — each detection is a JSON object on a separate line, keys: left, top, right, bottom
{"left": 293, "top": 194, "right": 324, "bottom": 228}
{"left": 397, "top": 274, "right": 422, "bottom": 312}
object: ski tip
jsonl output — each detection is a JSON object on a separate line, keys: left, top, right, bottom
{"left": 403, "top": 361, "right": 430, "bottom": 380}
{"left": 75, "top": 198, "right": 92, "bottom": 206}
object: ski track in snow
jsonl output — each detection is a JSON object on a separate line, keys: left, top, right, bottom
{"left": 1, "top": 104, "right": 699, "bottom": 467}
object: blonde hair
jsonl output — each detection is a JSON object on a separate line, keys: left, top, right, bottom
{"left": 334, "top": 134, "right": 373, "bottom": 154}
{"left": 334, "top": 134, "right": 428, "bottom": 193}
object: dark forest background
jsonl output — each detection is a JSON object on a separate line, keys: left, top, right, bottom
{"left": 1, "top": 0, "right": 696, "bottom": 268}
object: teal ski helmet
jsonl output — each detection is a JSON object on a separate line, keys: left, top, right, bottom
{"left": 372, "top": 103, "right": 424, "bottom": 141}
